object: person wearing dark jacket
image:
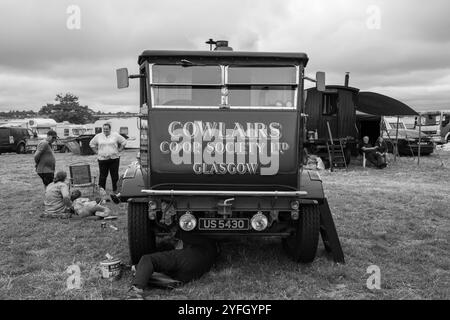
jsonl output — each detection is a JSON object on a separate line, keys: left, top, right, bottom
{"left": 361, "top": 136, "right": 387, "bottom": 169}
{"left": 374, "top": 137, "right": 388, "bottom": 166}
{"left": 127, "top": 232, "right": 219, "bottom": 299}
{"left": 34, "top": 130, "right": 57, "bottom": 187}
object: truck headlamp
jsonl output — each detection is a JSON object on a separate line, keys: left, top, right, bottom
{"left": 290, "top": 200, "right": 300, "bottom": 210}
{"left": 251, "top": 212, "right": 268, "bottom": 232}
{"left": 179, "top": 212, "right": 197, "bottom": 231}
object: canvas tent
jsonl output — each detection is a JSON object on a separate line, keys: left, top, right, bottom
{"left": 356, "top": 92, "right": 419, "bottom": 116}
{"left": 356, "top": 92, "right": 419, "bottom": 143}
{"left": 355, "top": 91, "right": 421, "bottom": 160}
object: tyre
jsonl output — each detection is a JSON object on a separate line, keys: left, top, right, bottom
{"left": 282, "top": 204, "right": 320, "bottom": 263}
{"left": 128, "top": 202, "right": 156, "bottom": 265}
{"left": 16, "top": 143, "right": 26, "bottom": 154}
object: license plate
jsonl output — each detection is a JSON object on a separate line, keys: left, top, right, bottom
{"left": 198, "top": 218, "right": 249, "bottom": 231}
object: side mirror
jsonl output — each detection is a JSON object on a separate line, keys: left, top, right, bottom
{"left": 116, "top": 68, "right": 129, "bottom": 89}
{"left": 316, "top": 71, "right": 326, "bottom": 92}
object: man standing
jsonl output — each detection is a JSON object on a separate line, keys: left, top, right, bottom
{"left": 34, "top": 130, "right": 57, "bottom": 187}
{"left": 89, "top": 123, "right": 126, "bottom": 194}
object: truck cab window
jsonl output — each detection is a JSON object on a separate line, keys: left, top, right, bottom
{"left": 151, "top": 65, "right": 222, "bottom": 107}
{"left": 227, "top": 66, "right": 297, "bottom": 108}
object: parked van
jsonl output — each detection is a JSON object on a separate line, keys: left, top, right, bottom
{"left": 4, "top": 118, "right": 57, "bottom": 152}
{"left": 0, "top": 126, "right": 31, "bottom": 154}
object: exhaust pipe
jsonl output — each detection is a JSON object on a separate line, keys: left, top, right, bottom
{"left": 345, "top": 72, "right": 350, "bottom": 87}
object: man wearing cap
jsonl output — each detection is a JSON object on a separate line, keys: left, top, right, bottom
{"left": 34, "top": 130, "right": 57, "bottom": 187}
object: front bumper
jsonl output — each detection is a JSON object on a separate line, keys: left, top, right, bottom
{"left": 134, "top": 193, "right": 319, "bottom": 237}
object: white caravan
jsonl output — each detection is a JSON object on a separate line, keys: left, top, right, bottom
{"left": 55, "top": 122, "right": 93, "bottom": 138}
{"left": 87, "top": 117, "right": 140, "bottom": 148}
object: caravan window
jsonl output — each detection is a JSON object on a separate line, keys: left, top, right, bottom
{"left": 72, "top": 129, "right": 80, "bottom": 136}
{"left": 322, "top": 93, "right": 338, "bottom": 115}
{"left": 389, "top": 122, "right": 405, "bottom": 130}
{"left": 64, "top": 129, "right": 70, "bottom": 136}
{"left": 95, "top": 127, "right": 102, "bottom": 134}
{"left": 120, "top": 127, "right": 129, "bottom": 135}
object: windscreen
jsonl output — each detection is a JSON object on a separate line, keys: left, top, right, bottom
{"left": 150, "top": 64, "right": 298, "bottom": 108}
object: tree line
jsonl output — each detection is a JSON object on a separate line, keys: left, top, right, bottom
{"left": 0, "top": 93, "right": 133, "bottom": 124}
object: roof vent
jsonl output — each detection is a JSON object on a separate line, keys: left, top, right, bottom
{"left": 214, "top": 40, "right": 233, "bottom": 51}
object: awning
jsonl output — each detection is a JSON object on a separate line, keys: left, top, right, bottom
{"left": 356, "top": 92, "right": 419, "bottom": 116}
{"left": 355, "top": 111, "right": 381, "bottom": 121}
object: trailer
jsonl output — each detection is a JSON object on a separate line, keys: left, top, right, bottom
{"left": 54, "top": 122, "right": 93, "bottom": 152}
{"left": 113, "top": 41, "right": 345, "bottom": 265}
{"left": 304, "top": 85, "right": 359, "bottom": 165}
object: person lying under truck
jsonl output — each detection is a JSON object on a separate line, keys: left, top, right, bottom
{"left": 127, "top": 232, "right": 219, "bottom": 299}
{"left": 360, "top": 136, "right": 387, "bottom": 169}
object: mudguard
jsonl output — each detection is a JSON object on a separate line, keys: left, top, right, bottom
{"left": 299, "top": 169, "right": 325, "bottom": 201}
{"left": 119, "top": 162, "right": 148, "bottom": 201}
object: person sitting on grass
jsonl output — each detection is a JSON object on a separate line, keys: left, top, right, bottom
{"left": 41, "top": 171, "right": 72, "bottom": 218}
{"left": 127, "top": 232, "right": 219, "bottom": 300}
{"left": 70, "top": 190, "right": 113, "bottom": 219}
{"left": 374, "top": 136, "right": 388, "bottom": 165}
{"left": 360, "top": 136, "right": 387, "bottom": 169}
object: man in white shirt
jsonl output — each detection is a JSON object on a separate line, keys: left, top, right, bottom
{"left": 89, "top": 123, "right": 126, "bottom": 193}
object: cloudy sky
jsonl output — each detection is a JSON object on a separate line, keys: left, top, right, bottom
{"left": 0, "top": 0, "right": 449, "bottom": 112}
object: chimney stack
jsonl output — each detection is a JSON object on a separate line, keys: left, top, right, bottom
{"left": 344, "top": 72, "right": 350, "bottom": 87}
{"left": 214, "top": 40, "right": 233, "bottom": 51}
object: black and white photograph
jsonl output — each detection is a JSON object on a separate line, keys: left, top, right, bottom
{"left": 0, "top": 0, "right": 448, "bottom": 305}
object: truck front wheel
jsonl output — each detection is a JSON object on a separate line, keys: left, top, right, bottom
{"left": 282, "top": 204, "right": 320, "bottom": 263}
{"left": 128, "top": 202, "right": 156, "bottom": 265}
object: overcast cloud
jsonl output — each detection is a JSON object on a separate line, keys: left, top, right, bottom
{"left": 0, "top": 0, "right": 449, "bottom": 112}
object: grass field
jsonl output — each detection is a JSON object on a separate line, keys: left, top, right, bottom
{"left": 0, "top": 149, "right": 449, "bottom": 300}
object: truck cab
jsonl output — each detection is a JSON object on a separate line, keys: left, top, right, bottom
{"left": 116, "top": 43, "right": 335, "bottom": 265}
{"left": 417, "top": 111, "right": 450, "bottom": 144}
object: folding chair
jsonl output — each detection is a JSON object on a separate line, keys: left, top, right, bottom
{"left": 69, "top": 163, "right": 97, "bottom": 198}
